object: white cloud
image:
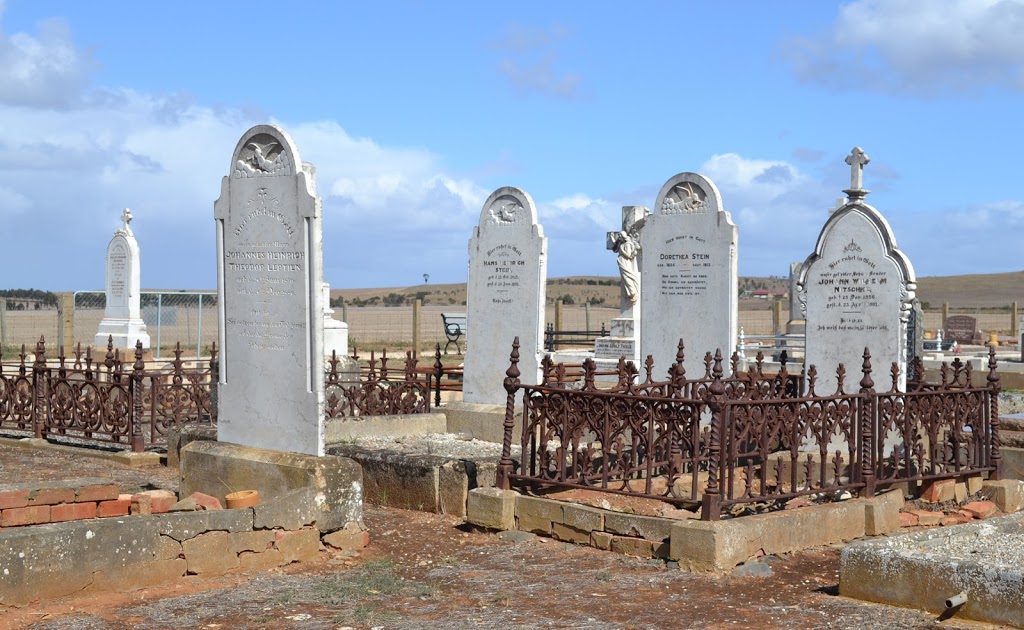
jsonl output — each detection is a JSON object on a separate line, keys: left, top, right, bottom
{"left": 0, "top": 1, "right": 97, "bottom": 107}
{"left": 493, "top": 23, "right": 582, "bottom": 99}
{"left": 784, "top": 0, "right": 1024, "bottom": 95}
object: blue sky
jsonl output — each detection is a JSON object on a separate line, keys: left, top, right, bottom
{"left": 1, "top": 0, "right": 1022, "bottom": 291}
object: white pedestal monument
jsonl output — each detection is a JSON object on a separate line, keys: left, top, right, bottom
{"left": 94, "top": 208, "right": 151, "bottom": 350}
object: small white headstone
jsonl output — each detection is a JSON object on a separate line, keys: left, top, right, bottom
{"left": 94, "top": 208, "right": 151, "bottom": 350}
{"left": 214, "top": 124, "right": 325, "bottom": 456}
{"left": 640, "top": 173, "right": 738, "bottom": 377}
{"left": 322, "top": 283, "right": 349, "bottom": 358}
{"left": 463, "top": 187, "right": 547, "bottom": 404}
{"left": 799, "top": 147, "right": 916, "bottom": 396}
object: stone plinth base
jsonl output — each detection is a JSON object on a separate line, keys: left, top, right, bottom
{"left": 442, "top": 401, "right": 522, "bottom": 444}
{"left": 325, "top": 413, "right": 447, "bottom": 442}
{"left": 327, "top": 443, "right": 497, "bottom": 518}
{"left": 95, "top": 318, "right": 151, "bottom": 350}
{"left": 324, "top": 319, "right": 350, "bottom": 358}
{"left": 180, "top": 441, "right": 362, "bottom": 533}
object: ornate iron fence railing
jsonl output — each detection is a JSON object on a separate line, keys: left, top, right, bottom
{"left": 495, "top": 338, "right": 1002, "bottom": 521}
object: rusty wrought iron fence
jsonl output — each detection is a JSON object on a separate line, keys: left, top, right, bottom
{"left": 495, "top": 339, "right": 1002, "bottom": 520}
{"left": 326, "top": 348, "right": 431, "bottom": 418}
{"left": 0, "top": 337, "right": 217, "bottom": 453}
{"left": 0, "top": 338, "right": 446, "bottom": 452}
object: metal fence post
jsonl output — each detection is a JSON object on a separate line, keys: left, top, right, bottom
{"left": 131, "top": 341, "right": 145, "bottom": 452}
{"left": 555, "top": 299, "right": 563, "bottom": 333}
{"left": 32, "top": 336, "right": 47, "bottom": 440}
{"left": 1012, "top": 301, "right": 1018, "bottom": 338}
{"left": 0, "top": 299, "right": 7, "bottom": 349}
{"left": 942, "top": 302, "right": 949, "bottom": 330}
{"left": 585, "top": 301, "right": 591, "bottom": 332}
{"left": 155, "top": 293, "right": 163, "bottom": 359}
{"left": 412, "top": 298, "right": 421, "bottom": 357}
{"left": 197, "top": 293, "right": 203, "bottom": 359}
{"left": 496, "top": 337, "right": 521, "bottom": 490}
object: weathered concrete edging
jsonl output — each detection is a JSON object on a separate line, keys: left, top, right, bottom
{"left": 0, "top": 506, "right": 339, "bottom": 606}
{"left": 325, "top": 413, "right": 447, "bottom": 442}
{"left": 441, "top": 402, "right": 522, "bottom": 444}
{"left": 180, "top": 441, "right": 363, "bottom": 533}
{"left": 326, "top": 444, "right": 497, "bottom": 518}
{"left": 466, "top": 488, "right": 904, "bottom": 572}
{"left": 840, "top": 512, "right": 1024, "bottom": 626}
{"left": 0, "top": 436, "right": 162, "bottom": 468}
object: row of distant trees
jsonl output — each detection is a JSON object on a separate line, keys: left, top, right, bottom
{"left": 0, "top": 289, "right": 58, "bottom": 309}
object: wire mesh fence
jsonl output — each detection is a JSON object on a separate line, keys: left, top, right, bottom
{"left": 73, "top": 291, "right": 218, "bottom": 358}
{"left": 1, "top": 294, "right": 1019, "bottom": 362}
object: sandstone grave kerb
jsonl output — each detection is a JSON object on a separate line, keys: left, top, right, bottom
{"left": 466, "top": 488, "right": 901, "bottom": 572}
{"left": 0, "top": 506, "right": 354, "bottom": 606}
{"left": 179, "top": 440, "right": 362, "bottom": 533}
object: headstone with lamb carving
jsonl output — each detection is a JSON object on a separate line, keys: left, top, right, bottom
{"left": 463, "top": 186, "right": 547, "bottom": 405}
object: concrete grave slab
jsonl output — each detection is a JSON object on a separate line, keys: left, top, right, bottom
{"left": 840, "top": 512, "right": 1024, "bottom": 626}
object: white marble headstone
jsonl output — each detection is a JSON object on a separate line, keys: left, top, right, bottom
{"left": 463, "top": 187, "right": 547, "bottom": 405}
{"left": 640, "top": 173, "right": 738, "bottom": 378}
{"left": 799, "top": 148, "right": 915, "bottom": 396}
{"left": 214, "top": 124, "right": 325, "bottom": 456}
{"left": 94, "top": 208, "right": 151, "bottom": 350}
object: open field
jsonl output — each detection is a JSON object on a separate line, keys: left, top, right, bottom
{"left": 3, "top": 272, "right": 1022, "bottom": 354}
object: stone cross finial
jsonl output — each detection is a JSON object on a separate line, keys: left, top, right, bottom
{"left": 115, "top": 208, "right": 134, "bottom": 237}
{"left": 845, "top": 147, "right": 870, "bottom": 191}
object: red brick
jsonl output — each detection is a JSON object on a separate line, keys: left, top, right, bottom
{"left": 188, "top": 492, "right": 223, "bottom": 511}
{"left": 1, "top": 505, "right": 51, "bottom": 527}
{"left": 141, "top": 490, "right": 177, "bottom": 514}
{"left": 0, "top": 490, "right": 30, "bottom": 510}
{"left": 97, "top": 498, "right": 131, "bottom": 517}
{"left": 920, "top": 479, "right": 955, "bottom": 503}
{"left": 898, "top": 511, "right": 918, "bottom": 527}
{"left": 908, "top": 509, "right": 942, "bottom": 526}
{"left": 29, "top": 487, "right": 75, "bottom": 506}
{"left": 76, "top": 483, "right": 119, "bottom": 503}
{"left": 130, "top": 494, "right": 153, "bottom": 515}
{"left": 940, "top": 513, "right": 972, "bottom": 527}
{"left": 51, "top": 502, "right": 98, "bottom": 522}
{"left": 961, "top": 500, "right": 998, "bottom": 519}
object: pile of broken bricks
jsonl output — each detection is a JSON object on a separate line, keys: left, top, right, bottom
{"left": 897, "top": 477, "right": 1001, "bottom": 528}
{"left": 0, "top": 477, "right": 241, "bottom": 528}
